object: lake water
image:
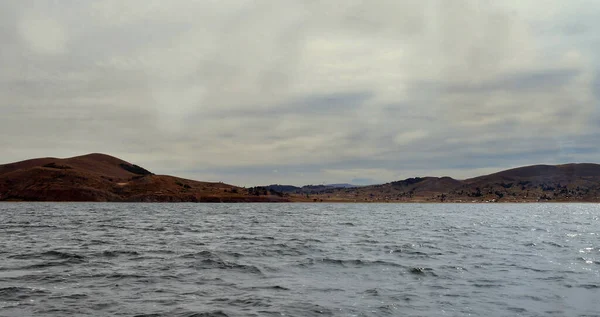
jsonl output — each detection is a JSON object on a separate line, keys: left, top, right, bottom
{"left": 0, "top": 203, "right": 599, "bottom": 316}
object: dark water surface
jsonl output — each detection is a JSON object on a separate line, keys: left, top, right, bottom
{"left": 1, "top": 203, "right": 599, "bottom": 316}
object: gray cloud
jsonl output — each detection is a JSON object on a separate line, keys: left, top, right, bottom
{"left": 1, "top": 1, "right": 599, "bottom": 186}
{"left": 442, "top": 68, "right": 580, "bottom": 93}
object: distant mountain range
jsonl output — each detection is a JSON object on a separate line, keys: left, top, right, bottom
{"left": 1, "top": 153, "right": 600, "bottom": 202}
{"left": 263, "top": 183, "right": 359, "bottom": 194}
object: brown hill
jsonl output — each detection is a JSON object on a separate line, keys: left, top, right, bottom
{"left": 453, "top": 163, "right": 600, "bottom": 202}
{"left": 303, "top": 163, "right": 600, "bottom": 202}
{"left": 299, "top": 176, "right": 463, "bottom": 202}
{"left": 3, "top": 155, "right": 599, "bottom": 203}
{"left": 465, "top": 163, "right": 600, "bottom": 183}
{"left": 0, "top": 153, "right": 150, "bottom": 179}
{"left": 0, "top": 154, "right": 289, "bottom": 202}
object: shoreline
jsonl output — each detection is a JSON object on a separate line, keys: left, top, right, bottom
{"left": 1, "top": 200, "right": 598, "bottom": 204}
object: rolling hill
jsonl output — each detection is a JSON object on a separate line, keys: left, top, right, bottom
{"left": 0, "top": 153, "right": 289, "bottom": 202}
{"left": 263, "top": 183, "right": 359, "bottom": 194}
{"left": 300, "top": 164, "right": 600, "bottom": 202}
{"left": 1, "top": 154, "right": 599, "bottom": 202}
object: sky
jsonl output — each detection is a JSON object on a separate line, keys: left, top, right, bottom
{"left": 1, "top": 1, "right": 599, "bottom": 186}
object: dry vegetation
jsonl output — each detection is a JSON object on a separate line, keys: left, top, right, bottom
{"left": 298, "top": 164, "right": 600, "bottom": 203}
{"left": 0, "top": 153, "right": 288, "bottom": 202}
{"left": 2, "top": 154, "right": 599, "bottom": 202}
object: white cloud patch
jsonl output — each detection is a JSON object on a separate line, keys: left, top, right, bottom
{"left": 1, "top": 1, "right": 599, "bottom": 185}
{"left": 394, "top": 130, "right": 429, "bottom": 146}
{"left": 18, "top": 12, "right": 67, "bottom": 55}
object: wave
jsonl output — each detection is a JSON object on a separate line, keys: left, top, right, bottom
{"left": 409, "top": 267, "right": 437, "bottom": 276}
{"left": 213, "top": 295, "right": 271, "bottom": 308}
{"left": 134, "top": 313, "right": 230, "bottom": 317}
{"left": 363, "top": 288, "right": 379, "bottom": 296}
{"left": 543, "top": 241, "right": 565, "bottom": 248}
{"left": 578, "top": 284, "right": 600, "bottom": 289}
{"left": 192, "top": 259, "right": 262, "bottom": 274}
{"left": 9, "top": 250, "right": 85, "bottom": 261}
{"left": 104, "top": 273, "right": 148, "bottom": 279}
{"left": 99, "top": 250, "right": 140, "bottom": 257}
{"left": 49, "top": 293, "right": 88, "bottom": 300}
{"left": 245, "top": 285, "right": 289, "bottom": 291}
{"left": 288, "top": 238, "right": 323, "bottom": 243}
{"left": 278, "top": 303, "right": 334, "bottom": 317}
{"left": 178, "top": 311, "right": 230, "bottom": 317}
{"left": 2, "top": 203, "right": 598, "bottom": 316}
{"left": 180, "top": 251, "right": 262, "bottom": 274}
{"left": 298, "top": 257, "right": 405, "bottom": 269}
{"left": 179, "top": 250, "right": 217, "bottom": 259}
{"left": 0, "top": 286, "right": 50, "bottom": 301}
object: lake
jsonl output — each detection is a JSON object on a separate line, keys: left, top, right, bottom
{"left": 0, "top": 203, "right": 599, "bottom": 316}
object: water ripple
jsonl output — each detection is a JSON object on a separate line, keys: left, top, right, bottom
{"left": 0, "top": 202, "right": 598, "bottom": 316}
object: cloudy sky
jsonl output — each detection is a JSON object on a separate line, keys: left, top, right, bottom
{"left": 1, "top": 1, "right": 599, "bottom": 186}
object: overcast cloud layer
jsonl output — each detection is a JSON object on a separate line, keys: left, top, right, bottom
{"left": 1, "top": 1, "right": 599, "bottom": 186}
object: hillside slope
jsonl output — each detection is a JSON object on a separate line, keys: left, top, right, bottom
{"left": 0, "top": 154, "right": 289, "bottom": 202}
{"left": 303, "top": 164, "right": 600, "bottom": 202}
{"left": 2, "top": 155, "right": 599, "bottom": 202}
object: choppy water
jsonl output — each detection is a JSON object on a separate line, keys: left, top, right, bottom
{"left": 0, "top": 203, "right": 599, "bottom": 316}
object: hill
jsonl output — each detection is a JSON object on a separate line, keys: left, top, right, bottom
{"left": 2, "top": 155, "right": 599, "bottom": 202}
{"left": 0, "top": 154, "right": 289, "bottom": 202}
{"left": 302, "top": 164, "right": 600, "bottom": 202}
{"left": 263, "top": 183, "right": 359, "bottom": 194}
